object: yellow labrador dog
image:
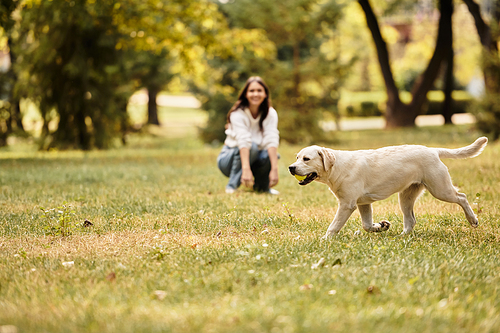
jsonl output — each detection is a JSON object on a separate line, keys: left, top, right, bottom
{"left": 288, "top": 137, "right": 488, "bottom": 238}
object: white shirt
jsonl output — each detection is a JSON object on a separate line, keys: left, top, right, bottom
{"left": 223, "top": 107, "right": 279, "bottom": 150}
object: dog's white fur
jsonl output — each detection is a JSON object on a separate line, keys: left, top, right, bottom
{"left": 288, "top": 137, "right": 488, "bottom": 238}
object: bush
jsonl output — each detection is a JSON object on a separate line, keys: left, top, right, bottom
{"left": 423, "top": 91, "right": 473, "bottom": 115}
{"left": 278, "top": 108, "right": 337, "bottom": 145}
{"left": 472, "top": 92, "right": 500, "bottom": 140}
{"left": 339, "top": 91, "right": 386, "bottom": 118}
{"left": 360, "top": 101, "right": 382, "bottom": 117}
{"left": 198, "top": 92, "right": 234, "bottom": 145}
{"left": 339, "top": 90, "right": 473, "bottom": 117}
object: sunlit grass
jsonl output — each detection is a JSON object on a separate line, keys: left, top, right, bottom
{"left": 1, "top": 124, "right": 499, "bottom": 332}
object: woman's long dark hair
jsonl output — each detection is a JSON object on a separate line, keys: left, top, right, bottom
{"left": 226, "top": 76, "right": 272, "bottom": 131}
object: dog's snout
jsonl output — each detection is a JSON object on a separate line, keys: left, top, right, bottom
{"left": 288, "top": 165, "right": 296, "bottom": 175}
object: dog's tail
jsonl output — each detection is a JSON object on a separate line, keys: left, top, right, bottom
{"left": 437, "top": 137, "right": 488, "bottom": 159}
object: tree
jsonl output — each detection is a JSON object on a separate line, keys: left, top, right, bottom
{"left": 463, "top": 0, "right": 500, "bottom": 139}
{"left": 358, "top": 0, "right": 453, "bottom": 128}
{"left": 189, "top": 28, "right": 276, "bottom": 143}
{"left": 0, "top": 0, "right": 22, "bottom": 146}
{"left": 115, "top": 0, "right": 224, "bottom": 129}
{"left": 15, "top": 0, "right": 130, "bottom": 149}
{"left": 13, "top": 0, "right": 224, "bottom": 149}
{"left": 130, "top": 50, "right": 175, "bottom": 126}
{"left": 202, "top": 0, "right": 350, "bottom": 144}
{"left": 441, "top": 24, "right": 454, "bottom": 125}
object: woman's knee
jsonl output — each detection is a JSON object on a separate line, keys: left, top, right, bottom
{"left": 217, "top": 146, "right": 239, "bottom": 177}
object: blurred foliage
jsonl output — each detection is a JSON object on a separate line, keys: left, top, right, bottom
{"left": 339, "top": 90, "right": 473, "bottom": 118}
{"left": 425, "top": 90, "right": 472, "bottom": 115}
{"left": 341, "top": 0, "right": 482, "bottom": 93}
{"left": 15, "top": 0, "right": 132, "bottom": 149}
{"left": 464, "top": 0, "right": 500, "bottom": 140}
{"left": 189, "top": 28, "right": 276, "bottom": 144}
{"left": 11, "top": 0, "right": 225, "bottom": 150}
{"left": 130, "top": 50, "right": 176, "bottom": 125}
{"left": 474, "top": 96, "right": 500, "bottom": 140}
{"left": 472, "top": 50, "right": 500, "bottom": 140}
{"left": 0, "top": 0, "right": 495, "bottom": 148}
{"left": 474, "top": 91, "right": 500, "bottom": 140}
{"left": 191, "top": 0, "right": 353, "bottom": 145}
{"left": 0, "top": 0, "right": 21, "bottom": 145}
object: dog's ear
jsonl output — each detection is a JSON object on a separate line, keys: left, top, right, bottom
{"left": 318, "top": 147, "right": 335, "bottom": 171}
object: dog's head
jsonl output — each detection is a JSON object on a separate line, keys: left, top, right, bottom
{"left": 288, "top": 145, "right": 336, "bottom": 185}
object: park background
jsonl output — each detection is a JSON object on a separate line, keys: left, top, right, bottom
{"left": 1, "top": 1, "right": 500, "bottom": 333}
{"left": 0, "top": 0, "right": 499, "bottom": 148}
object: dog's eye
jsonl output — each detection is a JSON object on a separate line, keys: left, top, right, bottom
{"left": 303, "top": 157, "right": 310, "bottom": 161}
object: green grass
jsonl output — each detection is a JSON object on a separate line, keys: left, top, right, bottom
{"left": 1, "top": 122, "right": 500, "bottom": 333}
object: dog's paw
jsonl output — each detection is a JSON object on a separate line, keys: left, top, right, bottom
{"left": 375, "top": 220, "right": 391, "bottom": 232}
{"left": 321, "top": 233, "right": 336, "bottom": 240}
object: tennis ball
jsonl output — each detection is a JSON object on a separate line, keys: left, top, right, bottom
{"left": 294, "top": 174, "right": 306, "bottom": 181}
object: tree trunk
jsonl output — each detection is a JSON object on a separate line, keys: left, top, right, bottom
{"left": 442, "top": 49, "right": 454, "bottom": 124}
{"left": 358, "top": 0, "right": 401, "bottom": 124}
{"left": 38, "top": 102, "right": 50, "bottom": 150}
{"left": 358, "top": 0, "right": 453, "bottom": 128}
{"left": 120, "top": 99, "right": 129, "bottom": 145}
{"left": 442, "top": 0, "right": 455, "bottom": 124}
{"left": 147, "top": 86, "right": 160, "bottom": 125}
{"left": 462, "top": 0, "right": 497, "bottom": 51}
{"left": 7, "top": 38, "right": 24, "bottom": 132}
{"left": 75, "top": 100, "right": 91, "bottom": 150}
{"left": 52, "top": 103, "right": 72, "bottom": 149}
{"left": 385, "top": 100, "right": 418, "bottom": 128}
{"left": 463, "top": 0, "right": 499, "bottom": 92}
{"left": 410, "top": 0, "right": 453, "bottom": 112}
{"left": 292, "top": 41, "right": 301, "bottom": 111}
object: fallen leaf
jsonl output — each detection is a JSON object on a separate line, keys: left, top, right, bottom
{"left": 83, "top": 219, "right": 93, "bottom": 227}
{"left": 106, "top": 272, "right": 116, "bottom": 282}
{"left": 299, "top": 284, "right": 313, "bottom": 291}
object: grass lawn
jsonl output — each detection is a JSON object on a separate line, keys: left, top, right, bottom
{"left": 1, "top": 119, "right": 499, "bottom": 332}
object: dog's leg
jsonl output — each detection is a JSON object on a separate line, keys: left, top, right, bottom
{"left": 358, "top": 204, "right": 391, "bottom": 232}
{"left": 323, "top": 202, "right": 357, "bottom": 238}
{"left": 423, "top": 166, "right": 479, "bottom": 227}
{"left": 429, "top": 190, "right": 478, "bottom": 227}
{"left": 398, "top": 183, "right": 425, "bottom": 234}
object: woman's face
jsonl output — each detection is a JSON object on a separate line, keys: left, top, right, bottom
{"left": 246, "top": 81, "right": 267, "bottom": 109}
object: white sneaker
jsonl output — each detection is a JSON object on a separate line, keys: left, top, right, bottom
{"left": 225, "top": 188, "right": 236, "bottom": 194}
{"left": 268, "top": 188, "right": 280, "bottom": 195}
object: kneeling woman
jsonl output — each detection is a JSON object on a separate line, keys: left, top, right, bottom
{"left": 217, "top": 76, "right": 280, "bottom": 194}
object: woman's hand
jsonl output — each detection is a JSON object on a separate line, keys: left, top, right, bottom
{"left": 239, "top": 147, "right": 254, "bottom": 188}
{"left": 241, "top": 168, "right": 254, "bottom": 188}
{"left": 269, "top": 168, "right": 279, "bottom": 188}
{"left": 267, "top": 147, "right": 279, "bottom": 188}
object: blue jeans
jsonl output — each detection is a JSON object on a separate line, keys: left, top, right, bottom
{"left": 217, "top": 143, "right": 272, "bottom": 192}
